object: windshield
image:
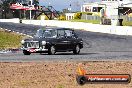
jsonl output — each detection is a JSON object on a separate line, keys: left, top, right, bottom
{"left": 35, "top": 29, "right": 43, "bottom": 38}
{"left": 35, "top": 29, "right": 57, "bottom": 38}
{"left": 43, "top": 29, "right": 57, "bottom": 38}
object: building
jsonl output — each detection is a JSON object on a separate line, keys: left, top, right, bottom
{"left": 102, "top": 0, "right": 132, "bottom": 5}
{"left": 81, "top": 2, "right": 106, "bottom": 16}
{"left": 101, "top": 0, "right": 132, "bottom": 17}
{"left": 81, "top": 0, "right": 132, "bottom": 18}
{"left": 65, "top": 13, "right": 75, "bottom": 20}
{"left": 81, "top": 2, "right": 105, "bottom": 13}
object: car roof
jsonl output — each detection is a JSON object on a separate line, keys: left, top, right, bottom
{"left": 45, "top": 27, "right": 73, "bottom": 31}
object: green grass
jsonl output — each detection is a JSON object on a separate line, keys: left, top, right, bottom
{"left": 0, "top": 31, "right": 24, "bottom": 49}
{"left": 69, "top": 19, "right": 132, "bottom": 26}
{"left": 123, "top": 21, "right": 132, "bottom": 26}
{"left": 69, "top": 19, "right": 100, "bottom": 24}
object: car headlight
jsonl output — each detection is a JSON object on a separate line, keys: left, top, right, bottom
{"left": 21, "top": 40, "right": 25, "bottom": 44}
{"left": 42, "top": 41, "right": 46, "bottom": 45}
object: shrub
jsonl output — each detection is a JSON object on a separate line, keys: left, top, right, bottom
{"left": 37, "top": 13, "right": 49, "bottom": 20}
{"left": 82, "top": 12, "right": 93, "bottom": 15}
{"left": 74, "top": 12, "right": 93, "bottom": 19}
{"left": 58, "top": 15, "right": 66, "bottom": 20}
{"left": 74, "top": 12, "right": 82, "bottom": 19}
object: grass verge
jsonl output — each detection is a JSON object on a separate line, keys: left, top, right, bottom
{"left": 123, "top": 21, "right": 132, "bottom": 26}
{"left": 69, "top": 19, "right": 132, "bottom": 26}
{"left": 0, "top": 29, "right": 24, "bottom": 49}
{"left": 69, "top": 19, "right": 100, "bottom": 24}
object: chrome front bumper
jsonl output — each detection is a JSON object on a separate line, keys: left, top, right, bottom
{"left": 21, "top": 47, "right": 48, "bottom": 53}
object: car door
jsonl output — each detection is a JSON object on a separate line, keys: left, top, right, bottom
{"left": 55, "top": 29, "right": 68, "bottom": 51}
{"left": 65, "top": 29, "right": 77, "bottom": 50}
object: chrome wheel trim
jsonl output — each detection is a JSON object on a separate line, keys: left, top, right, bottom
{"left": 51, "top": 46, "right": 56, "bottom": 54}
{"left": 76, "top": 45, "right": 80, "bottom": 53}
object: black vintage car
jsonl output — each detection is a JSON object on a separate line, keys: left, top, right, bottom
{"left": 21, "top": 27, "right": 83, "bottom": 55}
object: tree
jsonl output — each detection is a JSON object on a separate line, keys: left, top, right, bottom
{"left": 33, "top": 0, "right": 39, "bottom": 19}
{"left": 0, "top": 0, "right": 17, "bottom": 18}
{"left": 1, "top": 1, "right": 9, "bottom": 18}
{"left": 33, "top": 0, "right": 39, "bottom": 6}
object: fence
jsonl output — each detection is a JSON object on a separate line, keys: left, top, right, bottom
{"left": 81, "top": 14, "right": 132, "bottom": 21}
{"left": 126, "top": 17, "right": 132, "bottom": 21}
{"left": 81, "top": 14, "right": 101, "bottom": 20}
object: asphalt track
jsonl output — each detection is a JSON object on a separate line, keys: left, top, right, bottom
{"left": 0, "top": 22, "right": 132, "bottom": 62}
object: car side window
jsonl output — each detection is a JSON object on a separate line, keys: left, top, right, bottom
{"left": 65, "top": 30, "right": 73, "bottom": 37}
{"left": 72, "top": 31, "right": 78, "bottom": 38}
{"left": 35, "top": 29, "right": 43, "bottom": 38}
{"left": 57, "top": 30, "right": 65, "bottom": 38}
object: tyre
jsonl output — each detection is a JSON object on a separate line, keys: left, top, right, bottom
{"left": 76, "top": 76, "right": 87, "bottom": 85}
{"left": 48, "top": 46, "right": 56, "bottom": 55}
{"left": 73, "top": 45, "right": 80, "bottom": 54}
{"left": 23, "top": 50, "right": 31, "bottom": 55}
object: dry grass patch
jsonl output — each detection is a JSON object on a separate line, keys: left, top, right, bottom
{"left": 0, "top": 61, "right": 131, "bottom": 88}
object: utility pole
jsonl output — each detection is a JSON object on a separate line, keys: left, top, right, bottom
{"left": 29, "top": 0, "right": 32, "bottom": 20}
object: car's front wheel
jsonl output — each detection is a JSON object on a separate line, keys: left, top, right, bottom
{"left": 73, "top": 45, "right": 80, "bottom": 54}
{"left": 23, "top": 50, "right": 31, "bottom": 55}
{"left": 48, "top": 46, "right": 56, "bottom": 55}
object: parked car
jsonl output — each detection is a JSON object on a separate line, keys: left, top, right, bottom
{"left": 21, "top": 27, "right": 83, "bottom": 55}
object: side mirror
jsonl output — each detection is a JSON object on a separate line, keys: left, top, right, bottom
{"left": 72, "top": 33, "right": 78, "bottom": 38}
{"left": 75, "top": 35, "right": 78, "bottom": 38}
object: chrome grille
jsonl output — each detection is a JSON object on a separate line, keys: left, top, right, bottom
{"left": 25, "top": 41, "right": 39, "bottom": 48}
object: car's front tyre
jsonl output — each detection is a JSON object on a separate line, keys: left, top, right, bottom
{"left": 73, "top": 45, "right": 80, "bottom": 54}
{"left": 48, "top": 46, "right": 56, "bottom": 55}
{"left": 23, "top": 50, "right": 31, "bottom": 55}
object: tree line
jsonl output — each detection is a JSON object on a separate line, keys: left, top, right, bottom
{"left": 0, "top": 0, "right": 39, "bottom": 19}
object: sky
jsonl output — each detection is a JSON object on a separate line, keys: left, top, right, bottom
{"left": 39, "top": 0, "right": 100, "bottom": 11}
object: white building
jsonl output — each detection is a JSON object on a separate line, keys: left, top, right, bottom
{"left": 81, "top": 2, "right": 105, "bottom": 13}
{"left": 102, "top": 0, "right": 132, "bottom": 5}
{"left": 102, "top": 0, "right": 132, "bottom": 17}
{"left": 65, "top": 13, "right": 75, "bottom": 20}
{"left": 81, "top": 0, "right": 132, "bottom": 18}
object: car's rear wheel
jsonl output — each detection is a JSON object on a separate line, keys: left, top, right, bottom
{"left": 23, "top": 50, "right": 31, "bottom": 55}
{"left": 48, "top": 46, "right": 56, "bottom": 55}
{"left": 73, "top": 45, "right": 80, "bottom": 54}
